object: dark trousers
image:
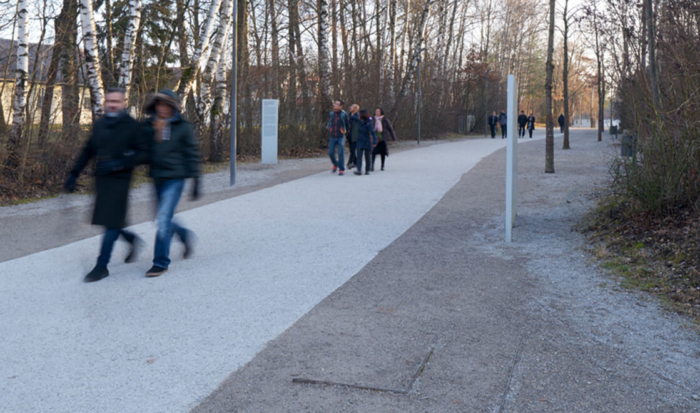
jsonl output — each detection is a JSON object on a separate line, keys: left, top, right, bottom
{"left": 347, "top": 140, "right": 357, "bottom": 167}
{"left": 501, "top": 124, "right": 507, "bottom": 139}
{"left": 98, "top": 228, "right": 136, "bottom": 267}
{"left": 372, "top": 142, "right": 387, "bottom": 170}
{"left": 518, "top": 126, "right": 526, "bottom": 137}
{"left": 528, "top": 128, "right": 533, "bottom": 138}
{"left": 489, "top": 124, "right": 496, "bottom": 138}
{"left": 356, "top": 147, "right": 371, "bottom": 173}
{"left": 560, "top": 125, "right": 564, "bottom": 133}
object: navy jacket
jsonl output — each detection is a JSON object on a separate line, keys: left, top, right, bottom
{"left": 499, "top": 113, "right": 507, "bottom": 126}
{"left": 356, "top": 119, "right": 378, "bottom": 150}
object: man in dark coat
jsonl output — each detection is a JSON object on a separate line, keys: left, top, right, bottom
{"left": 64, "top": 88, "right": 149, "bottom": 283}
{"left": 517, "top": 110, "right": 528, "bottom": 139}
{"left": 141, "top": 89, "right": 200, "bottom": 278}
{"left": 488, "top": 111, "right": 498, "bottom": 138}
{"left": 499, "top": 111, "right": 507, "bottom": 139}
{"left": 558, "top": 113, "right": 566, "bottom": 133}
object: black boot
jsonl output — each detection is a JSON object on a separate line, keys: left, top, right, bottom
{"left": 84, "top": 265, "right": 109, "bottom": 283}
{"left": 181, "top": 230, "right": 195, "bottom": 259}
{"left": 124, "top": 235, "right": 143, "bottom": 263}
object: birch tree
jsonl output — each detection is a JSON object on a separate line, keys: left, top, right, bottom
{"left": 209, "top": 30, "right": 231, "bottom": 162}
{"left": 386, "top": 0, "right": 397, "bottom": 106}
{"left": 545, "top": 0, "right": 555, "bottom": 173}
{"left": 562, "top": 0, "right": 570, "bottom": 149}
{"left": 196, "top": 0, "right": 233, "bottom": 134}
{"left": 318, "top": 0, "right": 331, "bottom": 105}
{"left": 394, "top": 0, "right": 432, "bottom": 111}
{"left": 176, "top": 0, "right": 225, "bottom": 99}
{"left": 79, "top": 0, "right": 105, "bottom": 117}
{"left": 3, "top": 0, "right": 29, "bottom": 172}
{"left": 117, "top": 0, "right": 142, "bottom": 100}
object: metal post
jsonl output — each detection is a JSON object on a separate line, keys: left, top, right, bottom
{"left": 229, "top": 0, "right": 238, "bottom": 186}
{"left": 417, "top": 57, "right": 421, "bottom": 145}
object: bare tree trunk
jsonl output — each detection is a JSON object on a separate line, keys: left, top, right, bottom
{"left": 79, "top": 0, "right": 106, "bottom": 118}
{"left": 61, "top": 0, "right": 79, "bottom": 134}
{"left": 38, "top": 0, "right": 74, "bottom": 145}
{"left": 331, "top": 0, "right": 339, "bottom": 98}
{"left": 209, "top": 29, "right": 230, "bottom": 162}
{"left": 175, "top": 0, "right": 224, "bottom": 99}
{"left": 269, "top": 0, "right": 280, "bottom": 99}
{"left": 177, "top": 0, "right": 189, "bottom": 66}
{"left": 644, "top": 0, "right": 659, "bottom": 108}
{"left": 593, "top": 9, "right": 602, "bottom": 141}
{"left": 394, "top": 0, "right": 432, "bottom": 112}
{"left": 4, "top": 0, "right": 29, "bottom": 174}
{"left": 544, "top": 0, "right": 555, "bottom": 173}
{"left": 104, "top": 0, "right": 115, "bottom": 85}
{"left": 386, "top": 0, "right": 397, "bottom": 107}
{"left": 318, "top": 0, "right": 331, "bottom": 105}
{"left": 562, "top": 0, "right": 570, "bottom": 150}
{"left": 117, "top": 0, "right": 141, "bottom": 100}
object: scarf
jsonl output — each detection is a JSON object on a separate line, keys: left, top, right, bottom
{"left": 374, "top": 115, "right": 384, "bottom": 133}
{"left": 153, "top": 112, "right": 181, "bottom": 143}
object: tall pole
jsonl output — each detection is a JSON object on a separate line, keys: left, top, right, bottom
{"left": 229, "top": 0, "right": 238, "bottom": 186}
{"left": 417, "top": 57, "right": 421, "bottom": 144}
{"left": 484, "top": 70, "right": 489, "bottom": 137}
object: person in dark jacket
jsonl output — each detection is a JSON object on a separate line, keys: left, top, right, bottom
{"left": 346, "top": 104, "right": 360, "bottom": 169}
{"left": 353, "top": 110, "right": 377, "bottom": 175}
{"left": 64, "top": 88, "right": 149, "bottom": 283}
{"left": 141, "top": 89, "right": 200, "bottom": 278}
{"left": 558, "top": 113, "right": 566, "bottom": 133}
{"left": 371, "top": 108, "right": 397, "bottom": 171}
{"left": 327, "top": 99, "right": 348, "bottom": 175}
{"left": 517, "top": 110, "right": 528, "bottom": 139}
{"left": 527, "top": 113, "right": 536, "bottom": 138}
{"left": 488, "top": 111, "right": 498, "bottom": 138}
{"left": 499, "top": 111, "right": 507, "bottom": 139}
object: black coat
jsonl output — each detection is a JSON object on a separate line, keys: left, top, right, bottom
{"left": 488, "top": 115, "right": 499, "bottom": 126}
{"left": 558, "top": 114, "right": 566, "bottom": 126}
{"left": 70, "top": 113, "right": 148, "bottom": 228}
{"left": 518, "top": 114, "right": 528, "bottom": 127}
{"left": 142, "top": 115, "right": 200, "bottom": 180}
{"left": 527, "top": 115, "right": 536, "bottom": 130}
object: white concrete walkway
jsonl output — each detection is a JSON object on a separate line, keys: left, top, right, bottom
{"left": 0, "top": 134, "right": 546, "bottom": 413}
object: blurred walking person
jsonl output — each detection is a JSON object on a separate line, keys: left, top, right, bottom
{"left": 558, "top": 113, "right": 565, "bottom": 133}
{"left": 371, "top": 108, "right": 397, "bottom": 171}
{"left": 142, "top": 90, "right": 200, "bottom": 278}
{"left": 488, "top": 111, "right": 498, "bottom": 138}
{"left": 517, "top": 110, "right": 528, "bottom": 139}
{"left": 499, "top": 111, "right": 507, "bottom": 139}
{"left": 64, "top": 88, "right": 148, "bottom": 283}
{"left": 346, "top": 104, "right": 360, "bottom": 169}
{"left": 353, "top": 110, "right": 377, "bottom": 175}
{"left": 327, "top": 99, "right": 348, "bottom": 176}
{"left": 527, "top": 113, "right": 536, "bottom": 138}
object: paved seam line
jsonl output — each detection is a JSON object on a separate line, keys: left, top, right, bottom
{"left": 291, "top": 347, "right": 435, "bottom": 395}
{"left": 498, "top": 337, "right": 525, "bottom": 413}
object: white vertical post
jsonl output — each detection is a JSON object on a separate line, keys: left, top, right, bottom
{"left": 505, "top": 74, "right": 518, "bottom": 242}
{"left": 261, "top": 99, "right": 279, "bottom": 164}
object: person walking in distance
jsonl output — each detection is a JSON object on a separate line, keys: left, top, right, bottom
{"left": 488, "top": 111, "right": 498, "bottom": 138}
{"left": 371, "top": 108, "right": 397, "bottom": 171}
{"left": 327, "top": 100, "right": 348, "bottom": 176}
{"left": 499, "top": 110, "right": 508, "bottom": 139}
{"left": 353, "top": 109, "right": 377, "bottom": 175}
{"left": 64, "top": 88, "right": 149, "bottom": 283}
{"left": 527, "top": 112, "right": 536, "bottom": 138}
{"left": 558, "top": 113, "right": 566, "bottom": 133}
{"left": 517, "top": 110, "right": 528, "bottom": 139}
{"left": 346, "top": 104, "right": 360, "bottom": 170}
{"left": 141, "top": 90, "right": 200, "bottom": 278}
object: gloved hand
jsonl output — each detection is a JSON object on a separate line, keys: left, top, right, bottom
{"left": 64, "top": 173, "right": 78, "bottom": 193}
{"left": 95, "top": 159, "right": 126, "bottom": 176}
{"left": 191, "top": 177, "right": 200, "bottom": 201}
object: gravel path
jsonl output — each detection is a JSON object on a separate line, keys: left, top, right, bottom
{"left": 0, "top": 135, "right": 522, "bottom": 413}
{"left": 193, "top": 129, "right": 700, "bottom": 412}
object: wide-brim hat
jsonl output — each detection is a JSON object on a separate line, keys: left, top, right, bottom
{"left": 143, "top": 89, "right": 182, "bottom": 114}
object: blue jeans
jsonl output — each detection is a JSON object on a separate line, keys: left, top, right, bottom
{"left": 501, "top": 124, "right": 507, "bottom": 138}
{"left": 97, "top": 228, "right": 135, "bottom": 267}
{"left": 328, "top": 137, "right": 345, "bottom": 171}
{"left": 153, "top": 179, "right": 190, "bottom": 268}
